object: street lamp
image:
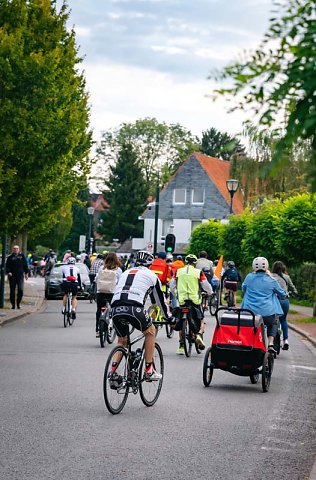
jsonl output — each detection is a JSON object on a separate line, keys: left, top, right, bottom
{"left": 87, "top": 206, "right": 95, "bottom": 255}
{"left": 226, "top": 179, "right": 239, "bottom": 214}
{"left": 153, "top": 182, "right": 160, "bottom": 256}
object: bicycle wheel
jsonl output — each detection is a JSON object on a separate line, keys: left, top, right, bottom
{"left": 227, "top": 291, "right": 234, "bottom": 307}
{"left": 106, "top": 316, "right": 117, "bottom": 344}
{"left": 182, "top": 316, "right": 192, "bottom": 357}
{"left": 99, "top": 318, "right": 107, "bottom": 348}
{"left": 139, "top": 343, "right": 164, "bottom": 407}
{"left": 165, "top": 322, "right": 174, "bottom": 339}
{"left": 209, "top": 293, "right": 218, "bottom": 316}
{"left": 262, "top": 352, "right": 274, "bottom": 393}
{"left": 103, "top": 346, "right": 129, "bottom": 414}
{"left": 68, "top": 295, "right": 74, "bottom": 326}
{"left": 203, "top": 347, "right": 214, "bottom": 386}
{"left": 63, "top": 310, "right": 68, "bottom": 328}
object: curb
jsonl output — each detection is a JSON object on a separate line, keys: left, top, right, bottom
{"left": 288, "top": 322, "right": 316, "bottom": 348}
{"left": 0, "top": 296, "right": 45, "bottom": 327}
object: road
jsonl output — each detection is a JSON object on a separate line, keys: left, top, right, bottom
{"left": 0, "top": 286, "right": 315, "bottom": 480}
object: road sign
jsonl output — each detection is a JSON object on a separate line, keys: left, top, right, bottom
{"left": 79, "top": 235, "right": 86, "bottom": 252}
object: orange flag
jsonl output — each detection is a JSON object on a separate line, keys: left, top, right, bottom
{"left": 214, "top": 255, "right": 224, "bottom": 278}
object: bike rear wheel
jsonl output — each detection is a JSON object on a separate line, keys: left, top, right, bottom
{"left": 227, "top": 291, "right": 234, "bottom": 307}
{"left": 165, "top": 322, "right": 174, "bottom": 339}
{"left": 262, "top": 352, "right": 274, "bottom": 392}
{"left": 209, "top": 293, "right": 218, "bottom": 316}
{"left": 63, "top": 311, "right": 68, "bottom": 328}
{"left": 182, "top": 316, "right": 193, "bottom": 357}
{"left": 103, "top": 346, "right": 129, "bottom": 414}
{"left": 99, "top": 319, "right": 107, "bottom": 348}
{"left": 67, "top": 295, "right": 74, "bottom": 326}
{"left": 139, "top": 343, "right": 164, "bottom": 407}
{"left": 106, "top": 316, "right": 117, "bottom": 344}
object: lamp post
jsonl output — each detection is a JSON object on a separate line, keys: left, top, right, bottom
{"left": 153, "top": 182, "right": 160, "bottom": 256}
{"left": 87, "top": 206, "right": 95, "bottom": 255}
{"left": 226, "top": 179, "right": 239, "bottom": 214}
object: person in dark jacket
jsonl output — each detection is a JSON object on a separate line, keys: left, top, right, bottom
{"left": 5, "top": 245, "right": 29, "bottom": 309}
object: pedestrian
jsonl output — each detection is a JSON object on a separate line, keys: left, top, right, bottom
{"left": 271, "top": 261, "right": 298, "bottom": 350}
{"left": 5, "top": 245, "right": 29, "bottom": 309}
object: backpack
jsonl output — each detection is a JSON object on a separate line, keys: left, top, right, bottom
{"left": 97, "top": 268, "right": 117, "bottom": 293}
{"left": 226, "top": 268, "right": 239, "bottom": 282}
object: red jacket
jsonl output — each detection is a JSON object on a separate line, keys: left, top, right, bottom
{"left": 149, "top": 258, "right": 171, "bottom": 284}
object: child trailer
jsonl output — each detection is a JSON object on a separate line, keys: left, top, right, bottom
{"left": 203, "top": 307, "right": 274, "bottom": 392}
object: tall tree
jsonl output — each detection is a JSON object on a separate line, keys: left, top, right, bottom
{"left": 200, "top": 127, "right": 246, "bottom": 160}
{"left": 211, "top": 0, "right": 316, "bottom": 190}
{"left": 98, "top": 144, "right": 149, "bottom": 243}
{"left": 0, "top": 0, "right": 92, "bottom": 240}
{"left": 95, "top": 117, "right": 199, "bottom": 195}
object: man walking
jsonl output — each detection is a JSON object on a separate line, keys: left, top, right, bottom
{"left": 6, "top": 245, "right": 28, "bottom": 309}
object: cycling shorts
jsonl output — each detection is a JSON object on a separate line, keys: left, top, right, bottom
{"left": 61, "top": 281, "right": 78, "bottom": 295}
{"left": 225, "top": 281, "right": 237, "bottom": 292}
{"left": 111, "top": 304, "right": 152, "bottom": 337}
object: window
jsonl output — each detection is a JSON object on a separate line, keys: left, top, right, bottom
{"left": 191, "top": 220, "right": 202, "bottom": 231}
{"left": 173, "top": 188, "right": 186, "bottom": 204}
{"left": 192, "top": 189, "right": 205, "bottom": 204}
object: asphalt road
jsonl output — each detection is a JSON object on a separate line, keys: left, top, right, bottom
{"left": 0, "top": 289, "right": 315, "bottom": 480}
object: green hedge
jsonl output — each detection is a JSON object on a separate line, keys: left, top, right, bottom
{"left": 290, "top": 263, "right": 316, "bottom": 303}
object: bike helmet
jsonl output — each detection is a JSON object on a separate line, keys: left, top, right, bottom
{"left": 158, "top": 251, "right": 166, "bottom": 259}
{"left": 135, "top": 250, "right": 154, "bottom": 266}
{"left": 67, "top": 256, "right": 76, "bottom": 265}
{"left": 202, "top": 266, "right": 211, "bottom": 274}
{"left": 185, "top": 254, "right": 198, "bottom": 265}
{"left": 252, "top": 256, "right": 269, "bottom": 272}
{"left": 227, "top": 261, "right": 235, "bottom": 268}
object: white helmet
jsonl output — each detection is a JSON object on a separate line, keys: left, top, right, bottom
{"left": 252, "top": 256, "right": 269, "bottom": 272}
{"left": 135, "top": 250, "right": 154, "bottom": 266}
{"left": 67, "top": 256, "right": 76, "bottom": 265}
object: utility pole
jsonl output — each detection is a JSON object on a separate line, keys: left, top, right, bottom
{"left": 0, "top": 234, "right": 7, "bottom": 308}
{"left": 153, "top": 181, "right": 160, "bottom": 256}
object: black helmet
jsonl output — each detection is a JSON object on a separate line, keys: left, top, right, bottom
{"left": 135, "top": 250, "right": 154, "bottom": 266}
{"left": 227, "top": 261, "right": 235, "bottom": 268}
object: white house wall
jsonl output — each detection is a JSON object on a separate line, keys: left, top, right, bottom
{"left": 173, "top": 219, "right": 192, "bottom": 243}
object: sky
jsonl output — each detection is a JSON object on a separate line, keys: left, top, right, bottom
{"left": 57, "top": 0, "right": 273, "bottom": 143}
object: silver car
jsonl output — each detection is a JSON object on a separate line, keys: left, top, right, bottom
{"left": 44, "top": 262, "right": 91, "bottom": 299}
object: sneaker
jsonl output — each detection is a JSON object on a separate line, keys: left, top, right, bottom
{"left": 177, "top": 345, "right": 185, "bottom": 355}
{"left": 62, "top": 307, "right": 65, "bottom": 314}
{"left": 195, "top": 333, "right": 205, "bottom": 350}
{"left": 144, "top": 366, "right": 162, "bottom": 382}
{"left": 96, "top": 331, "right": 100, "bottom": 338}
{"left": 109, "top": 372, "right": 123, "bottom": 390}
{"left": 268, "top": 344, "right": 277, "bottom": 354}
{"left": 282, "top": 340, "right": 289, "bottom": 350}
{"left": 71, "top": 310, "right": 76, "bottom": 320}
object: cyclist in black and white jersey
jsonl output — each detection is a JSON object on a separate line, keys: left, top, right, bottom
{"left": 111, "top": 250, "right": 175, "bottom": 381}
{"left": 61, "top": 257, "right": 82, "bottom": 319}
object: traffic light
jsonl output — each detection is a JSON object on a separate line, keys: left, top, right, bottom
{"left": 165, "top": 233, "right": 176, "bottom": 253}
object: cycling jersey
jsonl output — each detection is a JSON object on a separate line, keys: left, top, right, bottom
{"left": 62, "top": 264, "right": 80, "bottom": 283}
{"left": 170, "top": 265, "right": 213, "bottom": 305}
{"left": 111, "top": 266, "right": 172, "bottom": 320}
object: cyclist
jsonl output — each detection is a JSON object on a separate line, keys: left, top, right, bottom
{"left": 110, "top": 250, "right": 175, "bottom": 382}
{"left": 149, "top": 251, "right": 172, "bottom": 297}
{"left": 89, "top": 253, "right": 104, "bottom": 297}
{"left": 241, "top": 256, "right": 287, "bottom": 354}
{"left": 95, "top": 252, "right": 122, "bottom": 337}
{"left": 222, "top": 261, "right": 242, "bottom": 306}
{"left": 61, "top": 257, "right": 82, "bottom": 319}
{"left": 169, "top": 254, "right": 213, "bottom": 354}
{"left": 196, "top": 251, "right": 214, "bottom": 275}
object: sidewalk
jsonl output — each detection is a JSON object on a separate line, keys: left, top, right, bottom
{"left": 0, "top": 277, "right": 45, "bottom": 327}
{"left": 288, "top": 304, "right": 316, "bottom": 348}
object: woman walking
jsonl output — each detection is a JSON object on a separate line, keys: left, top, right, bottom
{"left": 271, "top": 261, "right": 297, "bottom": 350}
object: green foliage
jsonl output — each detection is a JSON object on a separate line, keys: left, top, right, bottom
{"left": 211, "top": 0, "right": 316, "bottom": 190}
{"left": 0, "top": 0, "right": 92, "bottom": 238}
{"left": 99, "top": 143, "right": 149, "bottom": 243}
{"left": 95, "top": 117, "right": 199, "bottom": 196}
{"left": 221, "top": 213, "right": 250, "bottom": 268}
{"left": 188, "top": 220, "right": 222, "bottom": 261}
{"left": 290, "top": 263, "right": 316, "bottom": 303}
{"left": 241, "top": 199, "right": 283, "bottom": 266}
{"left": 276, "top": 194, "right": 316, "bottom": 265}
{"left": 200, "top": 127, "right": 246, "bottom": 160}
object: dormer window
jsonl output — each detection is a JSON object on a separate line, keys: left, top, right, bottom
{"left": 173, "top": 188, "right": 186, "bottom": 204}
{"left": 192, "top": 189, "right": 205, "bottom": 204}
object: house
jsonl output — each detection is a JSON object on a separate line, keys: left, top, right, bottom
{"left": 133, "top": 152, "right": 244, "bottom": 253}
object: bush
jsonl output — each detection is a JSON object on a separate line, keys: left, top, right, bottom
{"left": 188, "top": 220, "right": 222, "bottom": 260}
{"left": 221, "top": 212, "right": 250, "bottom": 269}
{"left": 290, "top": 263, "right": 316, "bottom": 303}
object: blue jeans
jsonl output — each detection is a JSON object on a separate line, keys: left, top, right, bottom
{"left": 279, "top": 298, "right": 289, "bottom": 340}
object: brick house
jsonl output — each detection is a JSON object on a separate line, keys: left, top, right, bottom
{"left": 132, "top": 152, "right": 244, "bottom": 253}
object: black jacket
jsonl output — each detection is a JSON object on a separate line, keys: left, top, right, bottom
{"left": 6, "top": 253, "right": 28, "bottom": 276}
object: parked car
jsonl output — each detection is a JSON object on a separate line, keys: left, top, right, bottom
{"left": 44, "top": 262, "right": 90, "bottom": 299}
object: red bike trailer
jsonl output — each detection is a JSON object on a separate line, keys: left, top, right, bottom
{"left": 203, "top": 307, "right": 274, "bottom": 392}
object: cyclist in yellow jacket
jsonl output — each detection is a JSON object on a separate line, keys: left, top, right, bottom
{"left": 169, "top": 254, "right": 213, "bottom": 354}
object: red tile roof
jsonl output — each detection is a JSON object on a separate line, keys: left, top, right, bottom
{"left": 193, "top": 152, "right": 244, "bottom": 214}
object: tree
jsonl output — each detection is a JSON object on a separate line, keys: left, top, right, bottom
{"left": 0, "top": 0, "right": 92, "bottom": 242}
{"left": 188, "top": 220, "right": 222, "bottom": 261}
{"left": 200, "top": 127, "right": 246, "bottom": 160}
{"left": 98, "top": 143, "right": 149, "bottom": 243}
{"left": 211, "top": 0, "right": 316, "bottom": 190}
{"left": 95, "top": 118, "right": 199, "bottom": 195}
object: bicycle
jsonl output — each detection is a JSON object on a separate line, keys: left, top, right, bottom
{"left": 180, "top": 301, "right": 202, "bottom": 358}
{"left": 89, "top": 281, "right": 96, "bottom": 303}
{"left": 148, "top": 304, "right": 174, "bottom": 339}
{"left": 99, "top": 303, "right": 117, "bottom": 348}
{"left": 223, "top": 280, "right": 237, "bottom": 308}
{"left": 209, "top": 290, "right": 219, "bottom": 316}
{"left": 103, "top": 321, "right": 165, "bottom": 415}
{"left": 63, "top": 290, "right": 75, "bottom": 328}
